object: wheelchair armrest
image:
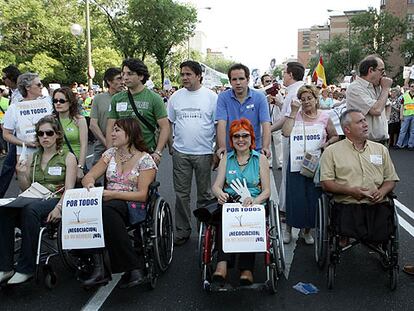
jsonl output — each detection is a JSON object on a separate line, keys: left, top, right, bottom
{"left": 149, "top": 181, "right": 160, "bottom": 192}
{"left": 386, "top": 191, "right": 397, "bottom": 199}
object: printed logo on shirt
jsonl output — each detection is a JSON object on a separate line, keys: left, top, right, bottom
{"left": 135, "top": 101, "right": 149, "bottom": 109}
{"left": 177, "top": 108, "right": 202, "bottom": 119}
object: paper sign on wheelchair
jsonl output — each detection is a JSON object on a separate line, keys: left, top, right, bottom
{"left": 222, "top": 203, "right": 266, "bottom": 253}
{"left": 61, "top": 187, "right": 105, "bottom": 249}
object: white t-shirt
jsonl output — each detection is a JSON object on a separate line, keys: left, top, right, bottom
{"left": 167, "top": 86, "right": 218, "bottom": 155}
{"left": 3, "top": 97, "right": 53, "bottom": 155}
{"left": 281, "top": 81, "right": 305, "bottom": 117}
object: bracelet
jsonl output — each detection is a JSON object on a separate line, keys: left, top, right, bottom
{"left": 77, "top": 164, "right": 84, "bottom": 169}
{"left": 56, "top": 203, "right": 62, "bottom": 211}
{"left": 154, "top": 150, "right": 162, "bottom": 157}
{"left": 286, "top": 116, "right": 295, "bottom": 120}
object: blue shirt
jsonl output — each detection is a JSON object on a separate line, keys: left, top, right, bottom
{"left": 224, "top": 150, "right": 262, "bottom": 198}
{"left": 216, "top": 88, "right": 271, "bottom": 151}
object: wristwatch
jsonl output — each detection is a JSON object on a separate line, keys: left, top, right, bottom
{"left": 154, "top": 150, "right": 162, "bottom": 157}
{"left": 77, "top": 164, "right": 85, "bottom": 169}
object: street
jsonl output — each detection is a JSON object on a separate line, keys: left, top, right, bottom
{"left": 1, "top": 146, "right": 414, "bottom": 311}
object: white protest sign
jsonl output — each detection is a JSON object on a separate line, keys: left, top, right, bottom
{"left": 61, "top": 187, "right": 105, "bottom": 249}
{"left": 16, "top": 99, "right": 52, "bottom": 144}
{"left": 222, "top": 203, "right": 266, "bottom": 253}
{"left": 290, "top": 121, "right": 324, "bottom": 172}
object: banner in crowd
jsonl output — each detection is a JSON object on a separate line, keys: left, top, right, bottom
{"left": 222, "top": 203, "right": 266, "bottom": 253}
{"left": 290, "top": 122, "right": 324, "bottom": 172}
{"left": 403, "top": 66, "right": 414, "bottom": 80}
{"left": 61, "top": 187, "right": 105, "bottom": 250}
{"left": 200, "top": 62, "right": 229, "bottom": 88}
{"left": 16, "top": 99, "right": 52, "bottom": 144}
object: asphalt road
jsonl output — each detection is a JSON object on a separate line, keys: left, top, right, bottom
{"left": 1, "top": 146, "right": 414, "bottom": 311}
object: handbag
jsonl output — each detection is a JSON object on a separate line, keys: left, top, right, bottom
{"left": 127, "top": 201, "right": 147, "bottom": 225}
{"left": 299, "top": 120, "right": 320, "bottom": 178}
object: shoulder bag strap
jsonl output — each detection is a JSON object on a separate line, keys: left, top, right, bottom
{"left": 127, "top": 90, "right": 156, "bottom": 133}
{"left": 0, "top": 105, "right": 5, "bottom": 114}
{"left": 32, "top": 154, "right": 38, "bottom": 183}
{"left": 302, "top": 113, "right": 307, "bottom": 153}
{"left": 57, "top": 117, "right": 79, "bottom": 163}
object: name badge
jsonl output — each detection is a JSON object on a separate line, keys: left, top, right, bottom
{"left": 108, "top": 159, "right": 117, "bottom": 172}
{"left": 246, "top": 104, "right": 254, "bottom": 109}
{"left": 48, "top": 166, "right": 62, "bottom": 176}
{"left": 370, "top": 154, "right": 383, "bottom": 165}
{"left": 116, "top": 102, "right": 128, "bottom": 112}
{"left": 66, "top": 127, "right": 74, "bottom": 132}
{"left": 228, "top": 170, "right": 237, "bottom": 175}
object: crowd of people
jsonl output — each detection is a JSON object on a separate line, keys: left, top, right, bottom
{"left": 0, "top": 53, "right": 409, "bottom": 288}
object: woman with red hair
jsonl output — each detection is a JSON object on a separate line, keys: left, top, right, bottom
{"left": 211, "top": 118, "right": 270, "bottom": 286}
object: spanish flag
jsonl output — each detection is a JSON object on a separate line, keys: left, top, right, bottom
{"left": 312, "top": 56, "right": 327, "bottom": 88}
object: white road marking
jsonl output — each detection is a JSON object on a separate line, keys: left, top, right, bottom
{"left": 396, "top": 199, "right": 414, "bottom": 237}
{"left": 81, "top": 273, "right": 122, "bottom": 311}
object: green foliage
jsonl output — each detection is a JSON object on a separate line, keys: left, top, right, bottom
{"left": 272, "top": 66, "right": 283, "bottom": 80}
{"left": 0, "top": 51, "right": 16, "bottom": 72}
{"left": 18, "top": 53, "right": 67, "bottom": 83}
{"left": 91, "top": 47, "right": 122, "bottom": 85}
{"left": 204, "top": 54, "right": 236, "bottom": 75}
{"left": 400, "top": 37, "right": 414, "bottom": 66}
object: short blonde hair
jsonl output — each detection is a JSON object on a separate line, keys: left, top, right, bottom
{"left": 297, "top": 85, "right": 320, "bottom": 108}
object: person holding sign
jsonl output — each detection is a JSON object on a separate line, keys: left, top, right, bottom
{"left": 52, "top": 87, "right": 88, "bottom": 180}
{"left": 282, "top": 85, "right": 338, "bottom": 245}
{"left": 3, "top": 73, "right": 53, "bottom": 172}
{"left": 82, "top": 117, "right": 157, "bottom": 289}
{"left": 0, "top": 116, "right": 77, "bottom": 285}
{"left": 211, "top": 118, "right": 270, "bottom": 286}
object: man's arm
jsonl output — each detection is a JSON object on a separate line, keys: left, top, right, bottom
{"left": 368, "top": 77, "right": 393, "bottom": 116}
{"left": 90, "top": 118, "right": 106, "bottom": 146}
{"left": 271, "top": 116, "right": 287, "bottom": 132}
{"left": 321, "top": 180, "right": 374, "bottom": 201}
{"left": 154, "top": 117, "right": 170, "bottom": 154}
{"left": 216, "top": 120, "right": 227, "bottom": 157}
{"left": 261, "top": 122, "right": 271, "bottom": 158}
{"left": 105, "top": 119, "right": 115, "bottom": 148}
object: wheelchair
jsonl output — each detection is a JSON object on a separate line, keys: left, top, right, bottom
{"left": 314, "top": 192, "right": 399, "bottom": 290}
{"left": 196, "top": 199, "right": 285, "bottom": 294}
{"left": 56, "top": 181, "right": 174, "bottom": 289}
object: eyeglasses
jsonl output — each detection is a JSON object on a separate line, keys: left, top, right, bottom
{"left": 34, "top": 82, "right": 43, "bottom": 88}
{"left": 264, "top": 80, "right": 272, "bottom": 83}
{"left": 2, "top": 76, "right": 8, "bottom": 81}
{"left": 375, "top": 67, "right": 385, "bottom": 74}
{"left": 232, "top": 133, "right": 250, "bottom": 139}
{"left": 53, "top": 98, "right": 67, "bottom": 104}
{"left": 36, "top": 130, "right": 55, "bottom": 137}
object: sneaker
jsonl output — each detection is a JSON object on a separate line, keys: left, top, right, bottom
{"left": 0, "top": 270, "right": 14, "bottom": 283}
{"left": 283, "top": 231, "right": 292, "bottom": 244}
{"left": 7, "top": 272, "right": 33, "bottom": 285}
{"left": 302, "top": 232, "right": 314, "bottom": 245}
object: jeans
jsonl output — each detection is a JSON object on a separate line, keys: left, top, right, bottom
{"left": 396, "top": 115, "right": 414, "bottom": 148}
{"left": 172, "top": 149, "right": 214, "bottom": 239}
{"left": 0, "top": 198, "right": 58, "bottom": 274}
{"left": 0, "top": 143, "right": 16, "bottom": 198}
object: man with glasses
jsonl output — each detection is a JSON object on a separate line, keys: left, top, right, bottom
{"left": 346, "top": 55, "right": 393, "bottom": 145}
{"left": 90, "top": 67, "right": 123, "bottom": 164}
{"left": 216, "top": 63, "right": 271, "bottom": 158}
{"left": 167, "top": 61, "right": 217, "bottom": 246}
{"left": 106, "top": 59, "right": 169, "bottom": 165}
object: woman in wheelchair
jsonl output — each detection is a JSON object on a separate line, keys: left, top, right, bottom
{"left": 0, "top": 115, "right": 77, "bottom": 285}
{"left": 81, "top": 117, "right": 157, "bottom": 289}
{"left": 211, "top": 118, "right": 270, "bottom": 286}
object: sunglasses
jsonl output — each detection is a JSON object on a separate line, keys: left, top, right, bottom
{"left": 36, "top": 130, "right": 55, "bottom": 137}
{"left": 264, "top": 80, "right": 272, "bottom": 83}
{"left": 232, "top": 133, "right": 250, "bottom": 139}
{"left": 53, "top": 98, "right": 67, "bottom": 104}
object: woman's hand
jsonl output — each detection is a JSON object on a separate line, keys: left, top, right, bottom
{"left": 103, "top": 190, "right": 116, "bottom": 201}
{"left": 77, "top": 167, "right": 84, "bottom": 180}
{"left": 16, "top": 159, "right": 28, "bottom": 174}
{"left": 25, "top": 141, "right": 37, "bottom": 148}
{"left": 47, "top": 207, "right": 62, "bottom": 223}
{"left": 85, "top": 182, "right": 94, "bottom": 191}
{"left": 242, "top": 197, "right": 254, "bottom": 207}
{"left": 290, "top": 99, "right": 301, "bottom": 113}
{"left": 217, "top": 191, "right": 229, "bottom": 205}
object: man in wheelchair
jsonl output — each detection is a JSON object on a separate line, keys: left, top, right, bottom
{"left": 319, "top": 109, "right": 399, "bottom": 244}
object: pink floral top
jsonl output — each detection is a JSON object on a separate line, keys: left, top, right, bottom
{"left": 102, "top": 148, "right": 157, "bottom": 192}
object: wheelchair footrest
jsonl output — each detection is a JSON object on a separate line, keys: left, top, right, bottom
{"left": 208, "top": 282, "right": 267, "bottom": 292}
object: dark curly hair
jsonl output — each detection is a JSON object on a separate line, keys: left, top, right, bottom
{"left": 114, "top": 118, "right": 150, "bottom": 153}
{"left": 52, "top": 87, "right": 80, "bottom": 119}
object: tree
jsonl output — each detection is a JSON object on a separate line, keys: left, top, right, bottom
{"left": 128, "top": 0, "right": 197, "bottom": 84}
{"left": 91, "top": 47, "right": 122, "bottom": 85}
{"left": 204, "top": 54, "right": 237, "bottom": 75}
{"left": 19, "top": 53, "right": 67, "bottom": 84}
{"left": 400, "top": 36, "right": 414, "bottom": 66}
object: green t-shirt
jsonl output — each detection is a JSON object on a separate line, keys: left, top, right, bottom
{"left": 0, "top": 97, "right": 9, "bottom": 124}
{"left": 108, "top": 88, "right": 167, "bottom": 151}
{"left": 60, "top": 117, "right": 80, "bottom": 159}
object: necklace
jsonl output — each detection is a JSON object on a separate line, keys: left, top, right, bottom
{"left": 117, "top": 149, "right": 134, "bottom": 164}
{"left": 302, "top": 111, "right": 318, "bottom": 120}
{"left": 237, "top": 154, "right": 251, "bottom": 166}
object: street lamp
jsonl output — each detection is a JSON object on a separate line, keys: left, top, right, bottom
{"left": 187, "top": 6, "right": 212, "bottom": 59}
{"left": 327, "top": 9, "right": 352, "bottom": 74}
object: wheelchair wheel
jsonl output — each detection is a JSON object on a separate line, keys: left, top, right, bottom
{"left": 315, "top": 194, "right": 329, "bottom": 269}
{"left": 152, "top": 197, "right": 174, "bottom": 272}
{"left": 269, "top": 200, "right": 285, "bottom": 276}
{"left": 389, "top": 266, "right": 398, "bottom": 291}
{"left": 267, "top": 267, "right": 278, "bottom": 294}
{"left": 44, "top": 265, "right": 57, "bottom": 289}
{"left": 197, "top": 222, "right": 206, "bottom": 269}
{"left": 57, "top": 222, "right": 77, "bottom": 273}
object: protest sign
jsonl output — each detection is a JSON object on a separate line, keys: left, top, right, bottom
{"left": 16, "top": 99, "right": 52, "bottom": 144}
{"left": 290, "top": 121, "right": 324, "bottom": 172}
{"left": 222, "top": 203, "right": 266, "bottom": 253}
{"left": 61, "top": 187, "right": 105, "bottom": 249}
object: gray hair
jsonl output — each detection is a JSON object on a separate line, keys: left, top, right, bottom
{"left": 340, "top": 108, "right": 362, "bottom": 131}
{"left": 17, "top": 72, "right": 39, "bottom": 98}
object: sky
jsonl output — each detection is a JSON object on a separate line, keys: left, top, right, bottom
{"left": 179, "top": 0, "right": 380, "bottom": 73}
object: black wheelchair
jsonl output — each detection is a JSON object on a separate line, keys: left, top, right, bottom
{"left": 196, "top": 198, "right": 285, "bottom": 294}
{"left": 57, "top": 181, "right": 174, "bottom": 289}
{"left": 314, "top": 192, "right": 399, "bottom": 290}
